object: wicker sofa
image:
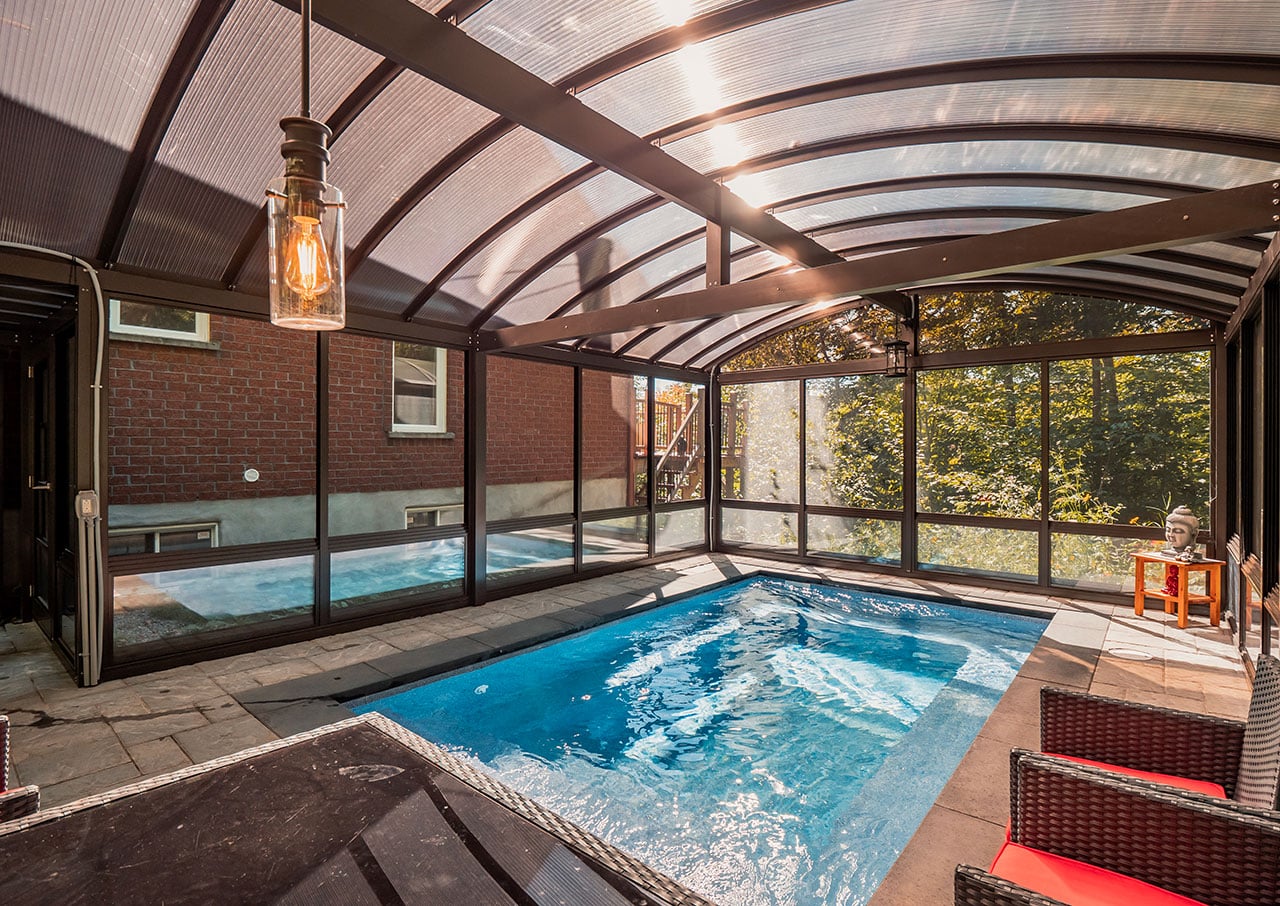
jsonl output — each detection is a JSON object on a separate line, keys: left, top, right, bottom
{"left": 0, "top": 716, "right": 38, "bottom": 823}
{"left": 955, "top": 749, "right": 1280, "bottom": 906}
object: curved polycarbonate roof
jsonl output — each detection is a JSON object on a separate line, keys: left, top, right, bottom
{"left": 1, "top": 0, "right": 1277, "bottom": 369}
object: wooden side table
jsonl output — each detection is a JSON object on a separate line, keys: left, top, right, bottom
{"left": 1132, "top": 551, "right": 1223, "bottom": 629}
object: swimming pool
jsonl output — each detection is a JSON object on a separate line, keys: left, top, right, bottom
{"left": 354, "top": 576, "right": 1045, "bottom": 905}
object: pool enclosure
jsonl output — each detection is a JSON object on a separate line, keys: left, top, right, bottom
{"left": 0, "top": 0, "right": 1277, "bottom": 684}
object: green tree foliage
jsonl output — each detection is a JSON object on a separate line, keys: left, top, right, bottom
{"left": 722, "top": 306, "right": 898, "bottom": 371}
{"left": 807, "top": 376, "right": 902, "bottom": 510}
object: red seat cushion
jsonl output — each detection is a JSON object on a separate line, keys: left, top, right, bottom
{"left": 1046, "top": 754, "right": 1227, "bottom": 800}
{"left": 991, "top": 841, "right": 1206, "bottom": 906}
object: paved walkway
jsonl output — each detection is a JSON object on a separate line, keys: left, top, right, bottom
{"left": 0, "top": 554, "right": 1251, "bottom": 904}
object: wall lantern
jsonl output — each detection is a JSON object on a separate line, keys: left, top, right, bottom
{"left": 267, "top": 0, "right": 345, "bottom": 330}
{"left": 884, "top": 338, "right": 909, "bottom": 376}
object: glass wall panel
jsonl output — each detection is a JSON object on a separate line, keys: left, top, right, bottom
{"left": 582, "top": 371, "right": 647, "bottom": 511}
{"left": 720, "top": 382, "right": 799, "bottom": 504}
{"left": 917, "top": 524, "right": 1038, "bottom": 581}
{"left": 806, "top": 375, "right": 903, "bottom": 509}
{"left": 113, "top": 554, "right": 314, "bottom": 654}
{"left": 1050, "top": 352, "right": 1210, "bottom": 526}
{"left": 917, "top": 364, "right": 1040, "bottom": 518}
{"left": 106, "top": 310, "right": 316, "bottom": 547}
{"left": 807, "top": 515, "right": 900, "bottom": 566}
{"left": 654, "top": 379, "right": 707, "bottom": 503}
{"left": 487, "top": 357, "right": 574, "bottom": 520}
{"left": 721, "top": 508, "right": 798, "bottom": 551}
{"left": 583, "top": 515, "right": 650, "bottom": 567}
{"left": 1050, "top": 533, "right": 1147, "bottom": 592}
{"left": 331, "top": 538, "right": 465, "bottom": 612}
{"left": 487, "top": 524, "right": 576, "bottom": 587}
{"left": 329, "top": 334, "right": 465, "bottom": 536}
{"left": 656, "top": 507, "right": 706, "bottom": 553}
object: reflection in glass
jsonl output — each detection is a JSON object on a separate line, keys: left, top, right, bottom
{"left": 807, "top": 515, "right": 900, "bottom": 566}
{"left": 654, "top": 379, "right": 706, "bottom": 502}
{"left": 487, "top": 525, "right": 576, "bottom": 587}
{"left": 331, "top": 538, "right": 465, "bottom": 611}
{"left": 917, "top": 365, "right": 1040, "bottom": 518}
{"left": 583, "top": 516, "right": 650, "bottom": 567}
{"left": 656, "top": 507, "right": 706, "bottom": 552}
{"left": 806, "top": 376, "right": 902, "bottom": 509}
{"left": 918, "top": 524, "right": 1037, "bottom": 582}
{"left": 721, "top": 508, "right": 797, "bottom": 551}
{"left": 721, "top": 382, "right": 799, "bottom": 503}
{"left": 113, "top": 555, "right": 315, "bottom": 652}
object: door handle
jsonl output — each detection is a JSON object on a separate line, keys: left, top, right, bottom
{"left": 28, "top": 478, "right": 51, "bottom": 491}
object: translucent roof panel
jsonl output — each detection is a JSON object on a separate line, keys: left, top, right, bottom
{"left": 360, "top": 127, "right": 589, "bottom": 319}
{"left": 118, "top": 0, "right": 383, "bottom": 278}
{"left": 580, "top": 0, "right": 1280, "bottom": 136}
{"left": 438, "top": 170, "right": 650, "bottom": 319}
{"left": 686, "top": 299, "right": 867, "bottom": 369}
{"left": 490, "top": 203, "right": 706, "bottom": 326}
{"left": 0, "top": 0, "right": 197, "bottom": 253}
{"left": 663, "top": 79, "right": 1280, "bottom": 177}
{"left": 780, "top": 187, "right": 1167, "bottom": 236}
{"left": 585, "top": 236, "right": 708, "bottom": 311}
{"left": 328, "top": 71, "right": 496, "bottom": 249}
{"left": 716, "top": 143, "right": 1280, "bottom": 213}
{"left": 0, "top": 0, "right": 197, "bottom": 148}
{"left": 457, "top": 0, "right": 741, "bottom": 83}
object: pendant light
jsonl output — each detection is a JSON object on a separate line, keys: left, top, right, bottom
{"left": 266, "top": 0, "right": 345, "bottom": 330}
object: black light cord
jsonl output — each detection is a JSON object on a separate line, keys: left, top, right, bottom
{"left": 300, "top": 0, "right": 312, "bottom": 118}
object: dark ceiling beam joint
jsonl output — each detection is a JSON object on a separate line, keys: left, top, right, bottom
{"left": 489, "top": 180, "right": 1280, "bottom": 349}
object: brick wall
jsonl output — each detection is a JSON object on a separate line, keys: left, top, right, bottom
{"left": 486, "top": 356, "right": 573, "bottom": 486}
{"left": 109, "top": 318, "right": 634, "bottom": 507}
{"left": 328, "top": 333, "right": 464, "bottom": 494}
{"left": 108, "top": 317, "right": 317, "bottom": 505}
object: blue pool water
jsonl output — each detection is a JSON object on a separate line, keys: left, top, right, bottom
{"left": 354, "top": 577, "right": 1045, "bottom": 905}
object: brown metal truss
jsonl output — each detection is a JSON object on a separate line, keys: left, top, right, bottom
{"left": 489, "top": 180, "right": 1280, "bottom": 350}
{"left": 307, "top": 0, "right": 844, "bottom": 270}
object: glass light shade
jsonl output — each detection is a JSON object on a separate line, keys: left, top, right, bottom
{"left": 267, "top": 174, "right": 345, "bottom": 330}
{"left": 884, "top": 339, "right": 909, "bottom": 375}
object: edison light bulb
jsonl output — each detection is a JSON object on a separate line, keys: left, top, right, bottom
{"left": 283, "top": 215, "right": 333, "bottom": 300}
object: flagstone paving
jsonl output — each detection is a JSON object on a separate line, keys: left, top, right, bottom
{"left": 0, "top": 553, "right": 1251, "bottom": 904}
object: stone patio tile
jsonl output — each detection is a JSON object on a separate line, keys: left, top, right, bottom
{"left": 371, "top": 625, "right": 451, "bottom": 651}
{"left": 1015, "top": 643, "right": 1099, "bottom": 689}
{"left": 134, "top": 674, "right": 229, "bottom": 711}
{"left": 15, "top": 719, "right": 131, "bottom": 787}
{"left": 209, "top": 671, "right": 265, "bottom": 696}
{"left": 868, "top": 806, "right": 1006, "bottom": 906}
{"left": 0, "top": 671, "right": 38, "bottom": 703}
{"left": 246, "top": 657, "right": 328, "bottom": 687}
{"left": 307, "top": 639, "right": 402, "bottom": 672}
{"left": 196, "top": 650, "right": 277, "bottom": 678}
{"left": 972, "top": 675, "right": 1047, "bottom": 749}
{"left": 195, "top": 695, "right": 251, "bottom": 724}
{"left": 447, "top": 608, "right": 522, "bottom": 629}
{"left": 1086, "top": 680, "right": 1205, "bottom": 712}
{"left": 108, "top": 708, "right": 211, "bottom": 748}
{"left": 1091, "top": 655, "right": 1166, "bottom": 692}
{"left": 933, "top": 733, "right": 1019, "bottom": 826}
{"left": 41, "top": 761, "right": 143, "bottom": 809}
{"left": 172, "top": 715, "right": 277, "bottom": 764}
{"left": 127, "top": 736, "right": 193, "bottom": 776}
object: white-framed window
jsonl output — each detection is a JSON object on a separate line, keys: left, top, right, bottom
{"left": 392, "top": 343, "right": 448, "bottom": 433}
{"left": 109, "top": 299, "right": 210, "bottom": 342}
{"left": 405, "top": 505, "right": 463, "bottom": 529}
{"left": 107, "top": 522, "right": 219, "bottom": 556}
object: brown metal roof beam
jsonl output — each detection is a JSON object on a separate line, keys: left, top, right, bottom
{"left": 489, "top": 180, "right": 1280, "bottom": 350}
{"left": 309, "top": 0, "right": 843, "bottom": 270}
{"left": 97, "top": 0, "right": 236, "bottom": 264}
{"left": 1226, "top": 228, "right": 1280, "bottom": 340}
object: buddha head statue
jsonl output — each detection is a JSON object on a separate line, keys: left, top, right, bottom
{"left": 1163, "top": 505, "right": 1199, "bottom": 554}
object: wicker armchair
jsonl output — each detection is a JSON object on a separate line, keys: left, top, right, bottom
{"left": 955, "top": 750, "right": 1280, "bottom": 906}
{"left": 1040, "top": 654, "right": 1280, "bottom": 809}
{"left": 0, "top": 715, "right": 39, "bottom": 822}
